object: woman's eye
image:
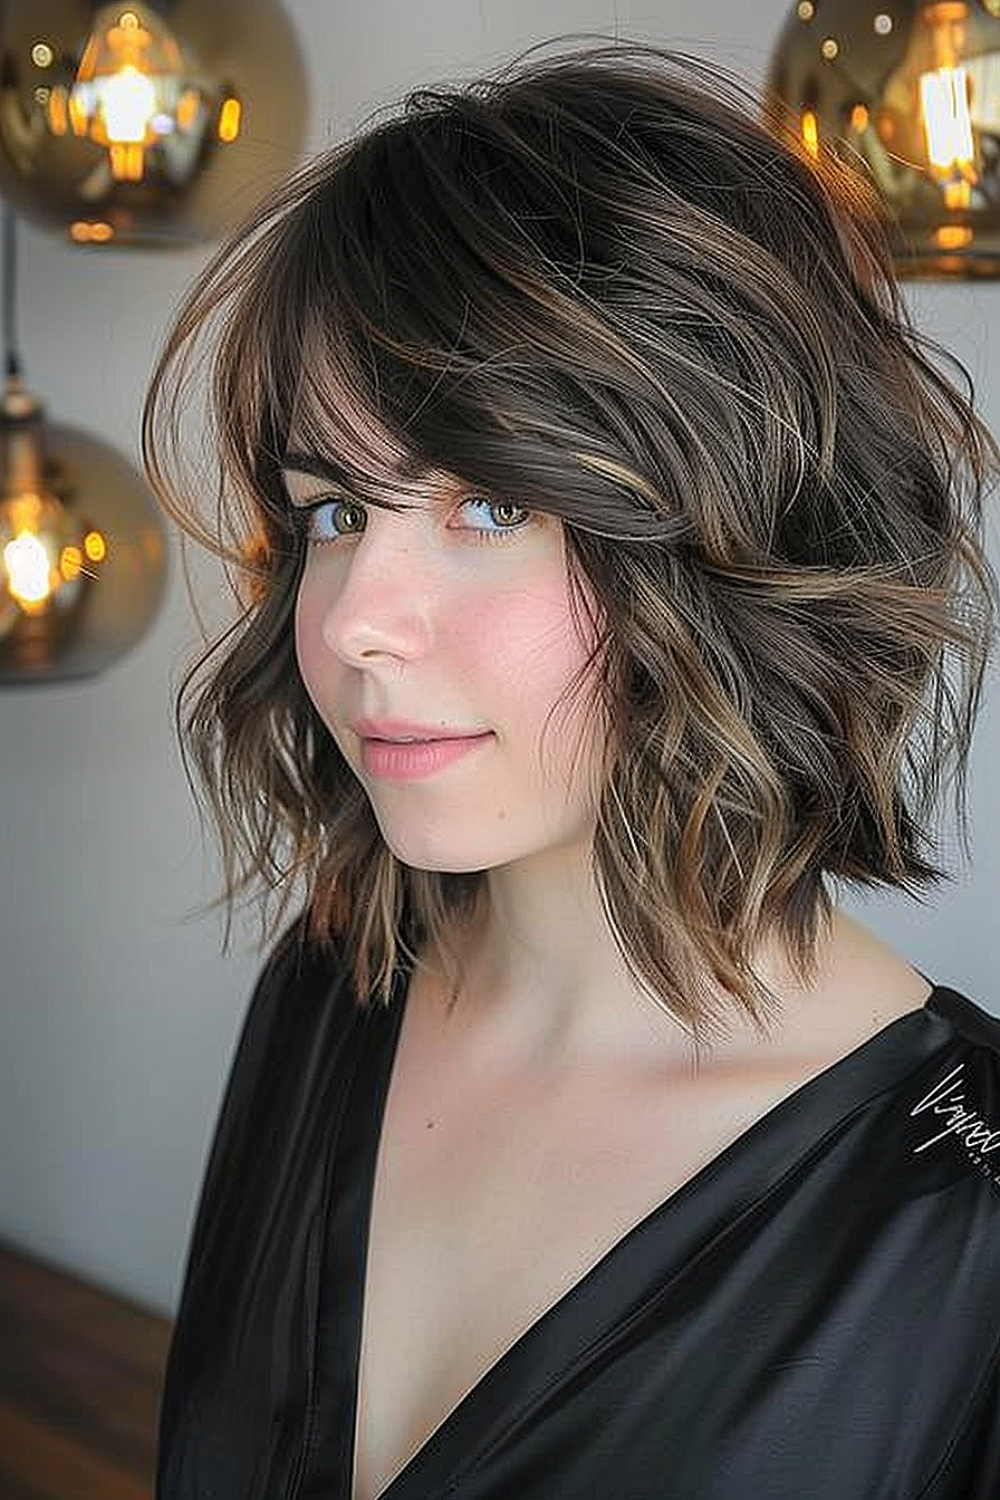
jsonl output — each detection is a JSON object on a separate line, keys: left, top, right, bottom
{"left": 458, "top": 496, "right": 531, "bottom": 536}
{"left": 301, "top": 497, "right": 367, "bottom": 544}
{"left": 295, "top": 492, "right": 531, "bottom": 546}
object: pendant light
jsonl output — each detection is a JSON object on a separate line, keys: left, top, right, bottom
{"left": 0, "top": 0, "right": 307, "bottom": 247}
{"left": 767, "top": 1, "right": 1000, "bottom": 277}
{"left": 0, "top": 207, "right": 167, "bottom": 683}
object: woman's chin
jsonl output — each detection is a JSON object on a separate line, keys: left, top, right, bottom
{"left": 378, "top": 827, "right": 490, "bottom": 875}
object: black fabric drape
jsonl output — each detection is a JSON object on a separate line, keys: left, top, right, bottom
{"left": 157, "top": 928, "right": 1000, "bottom": 1499}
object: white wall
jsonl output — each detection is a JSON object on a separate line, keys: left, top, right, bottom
{"left": 0, "top": 0, "right": 997, "bottom": 1316}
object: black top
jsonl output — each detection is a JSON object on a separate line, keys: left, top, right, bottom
{"left": 156, "top": 927, "right": 1000, "bottom": 1499}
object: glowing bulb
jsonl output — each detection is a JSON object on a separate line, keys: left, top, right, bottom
{"left": 4, "top": 531, "right": 54, "bottom": 605}
{"left": 920, "top": 66, "right": 976, "bottom": 174}
{"left": 766, "top": 0, "right": 1000, "bottom": 272}
{"left": 0, "top": 370, "right": 165, "bottom": 679}
{"left": 69, "top": 3, "right": 187, "bottom": 184}
{"left": 96, "top": 64, "right": 156, "bottom": 142}
{"left": 37, "top": 1, "right": 242, "bottom": 204}
{"left": 0, "top": 468, "right": 90, "bottom": 617}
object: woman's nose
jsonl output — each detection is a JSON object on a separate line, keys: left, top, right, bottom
{"left": 316, "top": 528, "right": 433, "bottom": 666}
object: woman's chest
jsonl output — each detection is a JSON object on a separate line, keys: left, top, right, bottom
{"left": 350, "top": 1054, "right": 802, "bottom": 1500}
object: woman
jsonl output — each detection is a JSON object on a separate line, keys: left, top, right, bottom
{"left": 145, "top": 43, "right": 1000, "bottom": 1500}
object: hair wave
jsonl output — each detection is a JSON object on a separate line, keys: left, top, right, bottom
{"left": 143, "top": 42, "right": 997, "bottom": 1035}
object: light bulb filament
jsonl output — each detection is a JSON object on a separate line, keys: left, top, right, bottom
{"left": 98, "top": 64, "right": 157, "bottom": 143}
{"left": 920, "top": 65, "right": 977, "bottom": 179}
{"left": 4, "top": 531, "right": 54, "bottom": 605}
{"left": 68, "top": 3, "right": 189, "bottom": 183}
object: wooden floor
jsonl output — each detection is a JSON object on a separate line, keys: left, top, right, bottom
{"left": 0, "top": 1239, "right": 172, "bottom": 1500}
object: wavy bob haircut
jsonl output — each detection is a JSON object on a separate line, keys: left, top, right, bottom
{"left": 144, "top": 42, "right": 996, "bottom": 1034}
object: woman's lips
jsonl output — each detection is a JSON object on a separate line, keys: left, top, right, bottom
{"left": 352, "top": 717, "right": 488, "bottom": 741}
{"left": 359, "top": 732, "right": 493, "bottom": 781}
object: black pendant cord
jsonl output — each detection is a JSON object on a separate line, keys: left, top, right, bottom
{"left": 2, "top": 204, "right": 22, "bottom": 379}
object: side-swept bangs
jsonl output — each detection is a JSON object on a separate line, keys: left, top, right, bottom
{"left": 144, "top": 43, "right": 997, "bottom": 1035}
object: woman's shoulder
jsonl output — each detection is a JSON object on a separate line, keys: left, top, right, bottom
{"left": 239, "top": 911, "right": 354, "bottom": 1055}
{"left": 250, "top": 909, "right": 346, "bottom": 1005}
{"left": 899, "top": 988, "right": 1000, "bottom": 1498}
{"left": 927, "top": 983, "right": 1000, "bottom": 1050}
{"left": 190, "top": 916, "right": 358, "bottom": 1214}
{"left": 907, "top": 983, "right": 1000, "bottom": 1180}
{"left": 171, "top": 917, "right": 364, "bottom": 1314}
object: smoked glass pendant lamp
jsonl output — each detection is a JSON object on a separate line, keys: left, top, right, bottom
{"left": 0, "top": 0, "right": 307, "bottom": 247}
{"left": 0, "top": 209, "right": 167, "bottom": 684}
{"left": 767, "top": 0, "right": 1000, "bottom": 277}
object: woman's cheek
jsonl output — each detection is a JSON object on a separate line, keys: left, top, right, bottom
{"left": 293, "top": 573, "right": 327, "bottom": 703}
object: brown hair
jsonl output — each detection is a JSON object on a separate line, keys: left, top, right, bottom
{"left": 143, "top": 42, "right": 997, "bottom": 1034}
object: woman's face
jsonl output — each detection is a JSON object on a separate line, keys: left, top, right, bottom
{"left": 288, "top": 454, "right": 606, "bottom": 875}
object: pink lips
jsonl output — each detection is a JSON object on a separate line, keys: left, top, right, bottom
{"left": 352, "top": 718, "right": 486, "bottom": 742}
{"left": 351, "top": 719, "right": 494, "bottom": 781}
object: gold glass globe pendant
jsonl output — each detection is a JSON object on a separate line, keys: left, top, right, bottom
{"left": 0, "top": 209, "right": 167, "bottom": 684}
{"left": 0, "top": 0, "right": 307, "bottom": 246}
{"left": 0, "top": 373, "right": 168, "bottom": 683}
{"left": 767, "top": 0, "right": 1000, "bottom": 277}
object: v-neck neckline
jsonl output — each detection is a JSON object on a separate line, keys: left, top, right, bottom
{"left": 322, "top": 976, "right": 956, "bottom": 1500}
